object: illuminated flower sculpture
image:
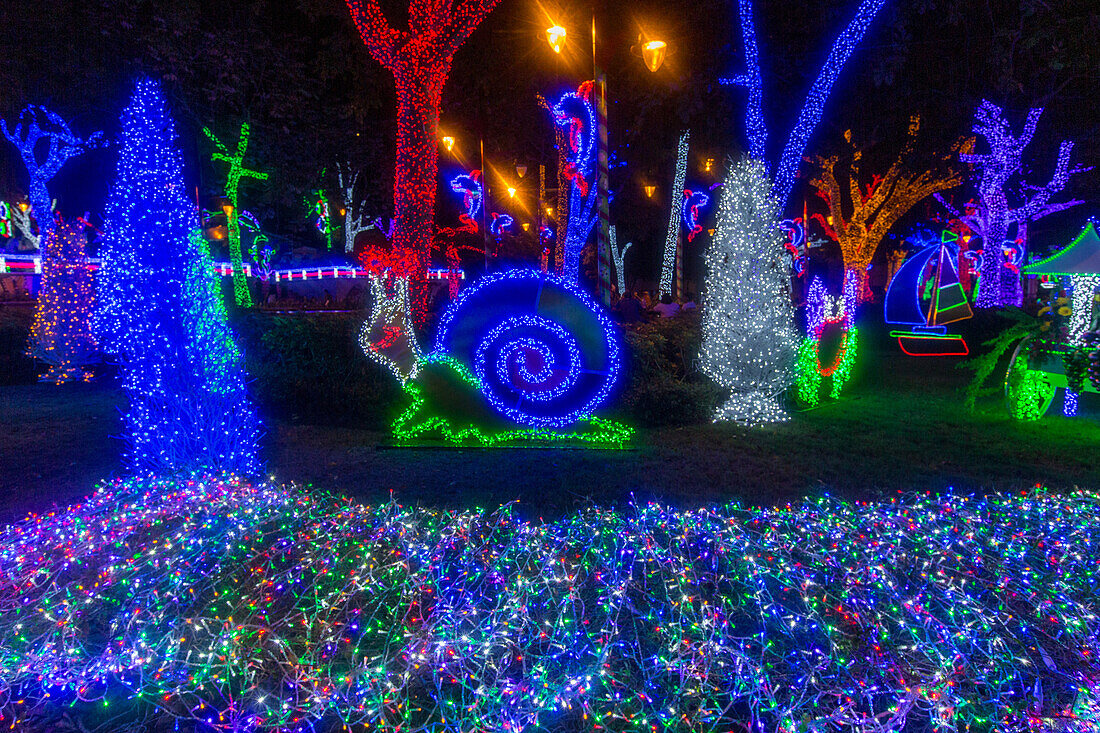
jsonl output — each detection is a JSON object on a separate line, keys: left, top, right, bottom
{"left": 94, "top": 79, "right": 261, "bottom": 475}
{"left": 344, "top": 0, "right": 502, "bottom": 319}
{"left": 26, "top": 219, "right": 98, "bottom": 383}
{"left": 701, "top": 159, "right": 798, "bottom": 424}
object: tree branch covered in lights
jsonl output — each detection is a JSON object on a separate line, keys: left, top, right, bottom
{"left": 809, "top": 117, "right": 968, "bottom": 302}
{"left": 950, "top": 100, "right": 1087, "bottom": 308}
{"left": 337, "top": 162, "right": 377, "bottom": 253}
{"left": 1, "top": 106, "right": 104, "bottom": 245}
{"left": 609, "top": 224, "right": 632, "bottom": 296}
{"left": 344, "top": 0, "right": 502, "bottom": 317}
{"left": 94, "top": 79, "right": 261, "bottom": 476}
{"left": 724, "top": 0, "right": 888, "bottom": 207}
{"left": 700, "top": 158, "right": 798, "bottom": 424}
{"left": 659, "top": 130, "right": 690, "bottom": 298}
{"left": 1, "top": 476, "right": 1100, "bottom": 733}
{"left": 203, "top": 122, "right": 269, "bottom": 307}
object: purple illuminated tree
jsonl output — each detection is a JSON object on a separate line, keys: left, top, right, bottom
{"left": 946, "top": 100, "right": 1087, "bottom": 308}
{"left": 724, "top": 0, "right": 888, "bottom": 207}
{"left": 1, "top": 106, "right": 104, "bottom": 244}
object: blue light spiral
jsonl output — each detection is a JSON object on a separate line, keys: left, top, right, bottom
{"left": 436, "top": 270, "right": 621, "bottom": 428}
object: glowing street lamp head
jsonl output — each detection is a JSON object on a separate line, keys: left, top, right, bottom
{"left": 441, "top": 135, "right": 456, "bottom": 152}
{"left": 507, "top": 186, "right": 517, "bottom": 199}
{"left": 546, "top": 25, "right": 567, "bottom": 54}
{"left": 644, "top": 184, "right": 656, "bottom": 199}
{"left": 642, "top": 40, "right": 667, "bottom": 72}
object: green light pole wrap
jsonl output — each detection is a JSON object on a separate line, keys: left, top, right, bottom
{"left": 203, "top": 122, "right": 269, "bottom": 307}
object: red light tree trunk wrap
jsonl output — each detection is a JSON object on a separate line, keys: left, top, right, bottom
{"left": 394, "top": 72, "right": 446, "bottom": 283}
{"left": 345, "top": 0, "right": 502, "bottom": 320}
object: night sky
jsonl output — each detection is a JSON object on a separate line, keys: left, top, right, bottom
{"left": 1, "top": 0, "right": 1096, "bottom": 284}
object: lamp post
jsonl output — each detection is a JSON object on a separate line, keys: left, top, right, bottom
{"left": 545, "top": 16, "right": 666, "bottom": 305}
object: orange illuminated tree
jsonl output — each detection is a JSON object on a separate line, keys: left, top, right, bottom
{"left": 808, "top": 117, "right": 969, "bottom": 301}
{"left": 345, "top": 0, "right": 501, "bottom": 320}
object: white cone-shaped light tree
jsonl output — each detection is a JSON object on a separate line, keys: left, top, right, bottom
{"left": 700, "top": 158, "right": 798, "bottom": 425}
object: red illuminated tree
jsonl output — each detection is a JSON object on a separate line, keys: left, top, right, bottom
{"left": 345, "top": 0, "right": 501, "bottom": 314}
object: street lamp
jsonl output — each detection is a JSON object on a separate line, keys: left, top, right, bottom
{"left": 644, "top": 184, "right": 656, "bottom": 199}
{"left": 641, "top": 40, "right": 667, "bottom": 72}
{"left": 507, "top": 186, "right": 517, "bottom": 199}
{"left": 515, "top": 164, "right": 528, "bottom": 179}
{"left": 441, "top": 135, "right": 456, "bottom": 152}
{"left": 546, "top": 25, "right": 567, "bottom": 54}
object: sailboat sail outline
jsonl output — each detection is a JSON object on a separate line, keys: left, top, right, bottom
{"left": 885, "top": 231, "right": 972, "bottom": 355}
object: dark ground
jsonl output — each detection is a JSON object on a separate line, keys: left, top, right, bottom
{"left": 2, "top": 338, "right": 1098, "bottom": 524}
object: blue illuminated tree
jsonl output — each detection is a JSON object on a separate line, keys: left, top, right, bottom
{"left": 723, "top": 0, "right": 888, "bottom": 207}
{"left": 1, "top": 106, "right": 104, "bottom": 244}
{"left": 94, "top": 79, "right": 261, "bottom": 475}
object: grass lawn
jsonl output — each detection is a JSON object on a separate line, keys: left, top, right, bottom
{"left": 2, "top": 325, "right": 1098, "bottom": 523}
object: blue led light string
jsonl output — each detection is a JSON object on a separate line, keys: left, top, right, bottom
{"left": 551, "top": 83, "right": 599, "bottom": 283}
{"left": 93, "top": 78, "right": 261, "bottom": 475}
{"left": 1, "top": 106, "right": 104, "bottom": 245}
{"left": 434, "top": 269, "right": 621, "bottom": 428}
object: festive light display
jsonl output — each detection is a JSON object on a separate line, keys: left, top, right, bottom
{"left": 1, "top": 106, "right": 104, "bottom": 245}
{"left": 345, "top": 0, "right": 501, "bottom": 319}
{"left": 797, "top": 273, "right": 859, "bottom": 406}
{"left": 551, "top": 82, "right": 599, "bottom": 282}
{"left": 810, "top": 118, "right": 967, "bottom": 303}
{"left": 94, "top": 79, "right": 261, "bottom": 475}
{"left": 884, "top": 231, "right": 973, "bottom": 356}
{"left": 489, "top": 212, "right": 513, "bottom": 239}
{"left": 1, "top": 201, "right": 40, "bottom": 247}
{"left": 724, "top": 0, "right": 888, "bottom": 206}
{"left": 779, "top": 217, "right": 808, "bottom": 276}
{"left": 337, "top": 164, "right": 377, "bottom": 253}
{"left": 958, "top": 101, "right": 1085, "bottom": 308}
{"left": 392, "top": 354, "right": 633, "bottom": 447}
{"left": 659, "top": 130, "right": 690, "bottom": 297}
{"left": 700, "top": 159, "right": 798, "bottom": 424}
{"left": 2, "top": 476, "right": 1100, "bottom": 733}
{"left": 1068, "top": 276, "right": 1099, "bottom": 346}
{"left": 609, "top": 225, "right": 632, "bottom": 296}
{"left": 434, "top": 269, "right": 622, "bottom": 429}
{"left": 447, "top": 171, "right": 483, "bottom": 235}
{"left": 311, "top": 186, "right": 336, "bottom": 250}
{"left": 681, "top": 188, "right": 710, "bottom": 242}
{"left": 26, "top": 219, "right": 98, "bottom": 383}
{"left": 203, "top": 122, "right": 269, "bottom": 307}
{"left": 358, "top": 272, "right": 423, "bottom": 384}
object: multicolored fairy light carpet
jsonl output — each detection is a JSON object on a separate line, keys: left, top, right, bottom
{"left": 0, "top": 476, "right": 1098, "bottom": 732}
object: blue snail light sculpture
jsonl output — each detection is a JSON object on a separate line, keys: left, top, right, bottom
{"left": 435, "top": 269, "right": 621, "bottom": 429}
{"left": 382, "top": 269, "right": 630, "bottom": 446}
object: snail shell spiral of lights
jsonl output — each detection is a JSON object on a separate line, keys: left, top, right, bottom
{"left": 434, "top": 270, "right": 622, "bottom": 428}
